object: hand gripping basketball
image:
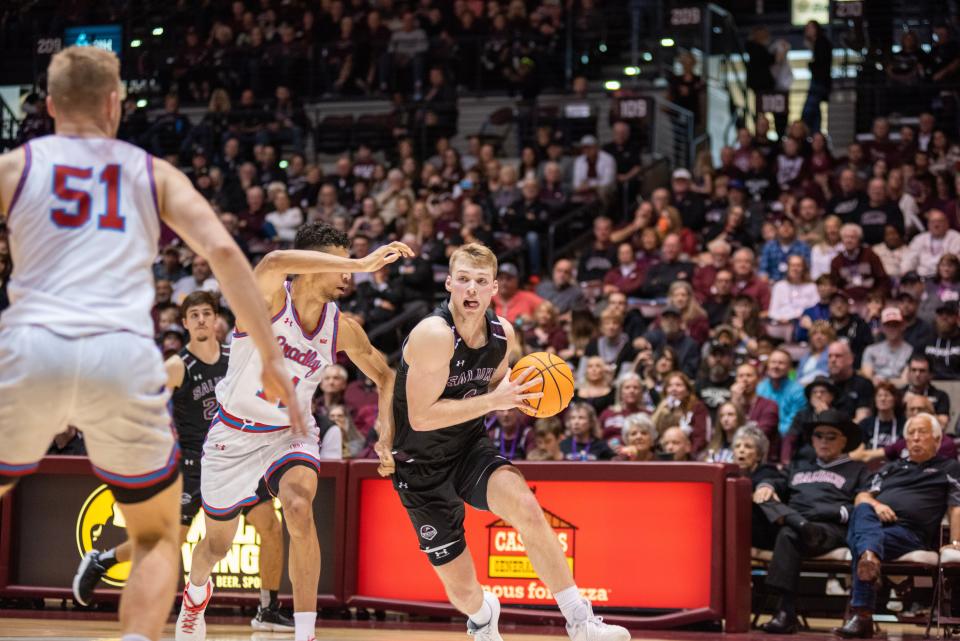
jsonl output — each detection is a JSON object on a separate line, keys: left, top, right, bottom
{"left": 508, "top": 352, "right": 575, "bottom": 418}
{"left": 489, "top": 366, "right": 543, "bottom": 413}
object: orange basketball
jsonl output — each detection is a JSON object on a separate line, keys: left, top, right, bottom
{"left": 509, "top": 351, "right": 575, "bottom": 418}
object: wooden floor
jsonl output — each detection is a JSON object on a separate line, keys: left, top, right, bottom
{"left": 0, "top": 617, "right": 939, "bottom": 640}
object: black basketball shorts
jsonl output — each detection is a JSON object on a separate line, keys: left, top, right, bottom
{"left": 391, "top": 436, "right": 514, "bottom": 566}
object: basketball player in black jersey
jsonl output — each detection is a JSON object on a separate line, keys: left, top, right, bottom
{"left": 384, "top": 244, "right": 629, "bottom": 641}
{"left": 73, "top": 292, "right": 293, "bottom": 631}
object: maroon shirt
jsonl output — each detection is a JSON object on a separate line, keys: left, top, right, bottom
{"left": 733, "top": 275, "right": 772, "bottom": 311}
{"left": 830, "top": 246, "right": 890, "bottom": 301}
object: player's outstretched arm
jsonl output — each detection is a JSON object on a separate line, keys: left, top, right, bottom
{"left": 253, "top": 241, "right": 415, "bottom": 297}
{"left": 404, "top": 318, "right": 542, "bottom": 431}
{"left": 152, "top": 157, "right": 305, "bottom": 434}
{"left": 337, "top": 316, "right": 397, "bottom": 476}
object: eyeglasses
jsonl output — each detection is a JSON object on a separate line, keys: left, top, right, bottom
{"left": 812, "top": 431, "right": 840, "bottom": 441}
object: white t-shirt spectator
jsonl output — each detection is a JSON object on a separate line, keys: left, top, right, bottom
{"left": 902, "top": 229, "right": 960, "bottom": 278}
{"left": 266, "top": 206, "right": 304, "bottom": 242}
{"left": 873, "top": 242, "right": 909, "bottom": 279}
{"left": 172, "top": 275, "right": 219, "bottom": 305}
{"left": 573, "top": 151, "right": 617, "bottom": 194}
{"left": 810, "top": 241, "right": 842, "bottom": 279}
{"left": 768, "top": 281, "right": 819, "bottom": 322}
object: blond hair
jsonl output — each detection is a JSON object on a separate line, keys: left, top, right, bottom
{"left": 47, "top": 46, "right": 121, "bottom": 114}
{"left": 448, "top": 242, "right": 498, "bottom": 277}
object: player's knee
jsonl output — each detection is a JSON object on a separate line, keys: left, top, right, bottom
{"left": 206, "top": 531, "right": 235, "bottom": 558}
{"left": 279, "top": 493, "right": 313, "bottom": 536}
{"left": 508, "top": 491, "right": 545, "bottom": 531}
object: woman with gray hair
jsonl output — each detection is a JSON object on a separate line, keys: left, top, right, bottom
{"left": 614, "top": 413, "right": 658, "bottom": 461}
{"left": 733, "top": 425, "right": 780, "bottom": 483}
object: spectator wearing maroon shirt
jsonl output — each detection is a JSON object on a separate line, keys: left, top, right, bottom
{"left": 693, "top": 238, "right": 733, "bottom": 302}
{"left": 486, "top": 410, "right": 536, "bottom": 461}
{"left": 864, "top": 117, "right": 900, "bottom": 167}
{"left": 732, "top": 362, "right": 780, "bottom": 460}
{"left": 599, "top": 373, "right": 650, "bottom": 440}
{"left": 602, "top": 243, "right": 646, "bottom": 298}
{"left": 525, "top": 301, "right": 569, "bottom": 354}
{"left": 731, "top": 247, "right": 772, "bottom": 312}
{"left": 775, "top": 137, "right": 809, "bottom": 192}
{"left": 830, "top": 223, "right": 890, "bottom": 303}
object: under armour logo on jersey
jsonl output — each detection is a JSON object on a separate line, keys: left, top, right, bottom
{"left": 284, "top": 318, "right": 294, "bottom": 326}
{"left": 398, "top": 481, "right": 409, "bottom": 489}
{"left": 456, "top": 360, "right": 465, "bottom": 368}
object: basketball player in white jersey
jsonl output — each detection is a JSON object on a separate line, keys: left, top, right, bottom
{"left": 0, "top": 46, "right": 301, "bottom": 641}
{"left": 176, "top": 222, "right": 411, "bottom": 641}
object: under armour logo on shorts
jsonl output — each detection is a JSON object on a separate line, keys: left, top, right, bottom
{"left": 434, "top": 548, "right": 450, "bottom": 560}
{"left": 398, "top": 481, "right": 409, "bottom": 489}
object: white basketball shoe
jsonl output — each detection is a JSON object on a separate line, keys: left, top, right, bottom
{"left": 466, "top": 591, "right": 503, "bottom": 641}
{"left": 175, "top": 578, "right": 213, "bottom": 641}
{"left": 566, "top": 599, "right": 631, "bottom": 641}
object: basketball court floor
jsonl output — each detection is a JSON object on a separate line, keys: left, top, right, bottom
{"left": 0, "top": 617, "right": 938, "bottom": 640}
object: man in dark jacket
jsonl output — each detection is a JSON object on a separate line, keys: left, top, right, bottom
{"left": 921, "top": 301, "right": 960, "bottom": 380}
{"left": 835, "top": 413, "right": 960, "bottom": 638}
{"left": 754, "top": 410, "right": 869, "bottom": 634}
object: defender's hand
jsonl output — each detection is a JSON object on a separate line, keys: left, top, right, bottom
{"left": 360, "top": 242, "right": 415, "bottom": 272}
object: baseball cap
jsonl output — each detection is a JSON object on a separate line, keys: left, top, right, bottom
{"left": 900, "top": 271, "right": 922, "bottom": 285}
{"left": 829, "top": 292, "right": 850, "bottom": 304}
{"left": 672, "top": 168, "right": 692, "bottom": 181}
{"left": 580, "top": 135, "right": 598, "bottom": 147}
{"left": 498, "top": 263, "right": 519, "bottom": 278}
{"left": 728, "top": 179, "right": 746, "bottom": 191}
{"left": 896, "top": 290, "right": 917, "bottom": 302}
{"left": 881, "top": 307, "right": 904, "bottom": 324}
{"left": 937, "top": 301, "right": 959, "bottom": 315}
{"left": 661, "top": 305, "right": 682, "bottom": 317}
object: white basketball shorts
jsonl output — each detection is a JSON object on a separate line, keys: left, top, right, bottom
{"left": 0, "top": 325, "right": 178, "bottom": 502}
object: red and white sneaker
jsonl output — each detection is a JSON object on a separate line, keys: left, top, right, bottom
{"left": 176, "top": 578, "right": 213, "bottom": 641}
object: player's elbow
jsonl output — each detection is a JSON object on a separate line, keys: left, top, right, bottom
{"left": 204, "top": 240, "right": 244, "bottom": 270}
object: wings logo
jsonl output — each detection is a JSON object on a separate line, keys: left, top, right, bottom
{"left": 75, "top": 485, "right": 131, "bottom": 586}
{"left": 486, "top": 498, "right": 576, "bottom": 579}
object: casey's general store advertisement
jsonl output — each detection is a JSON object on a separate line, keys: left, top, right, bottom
{"left": 353, "top": 478, "right": 714, "bottom": 609}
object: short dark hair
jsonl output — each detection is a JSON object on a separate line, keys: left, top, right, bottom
{"left": 910, "top": 353, "right": 933, "bottom": 368}
{"left": 294, "top": 221, "right": 350, "bottom": 251}
{"left": 181, "top": 291, "right": 219, "bottom": 319}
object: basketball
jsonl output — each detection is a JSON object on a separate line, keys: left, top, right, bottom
{"left": 509, "top": 352, "right": 575, "bottom": 418}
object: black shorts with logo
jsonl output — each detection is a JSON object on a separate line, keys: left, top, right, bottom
{"left": 181, "top": 452, "right": 269, "bottom": 527}
{"left": 391, "top": 436, "right": 513, "bottom": 566}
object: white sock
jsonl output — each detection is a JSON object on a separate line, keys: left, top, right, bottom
{"left": 555, "top": 585, "right": 589, "bottom": 625}
{"left": 468, "top": 597, "right": 492, "bottom": 628}
{"left": 260, "top": 589, "right": 271, "bottom": 608}
{"left": 120, "top": 635, "right": 151, "bottom": 641}
{"left": 293, "top": 611, "right": 317, "bottom": 641}
{"left": 185, "top": 577, "right": 209, "bottom": 604}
